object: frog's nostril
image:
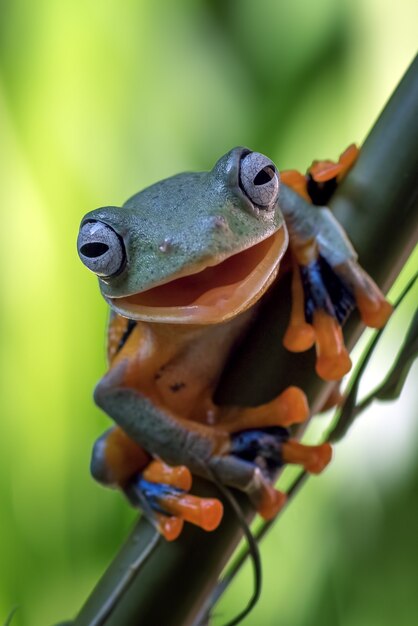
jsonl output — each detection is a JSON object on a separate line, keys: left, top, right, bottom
{"left": 80, "top": 242, "right": 109, "bottom": 258}
{"left": 213, "top": 215, "right": 229, "bottom": 230}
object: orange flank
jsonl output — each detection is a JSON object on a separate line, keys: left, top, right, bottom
{"left": 282, "top": 440, "right": 332, "bottom": 474}
{"left": 104, "top": 427, "right": 151, "bottom": 484}
{"left": 107, "top": 314, "right": 134, "bottom": 363}
{"left": 143, "top": 460, "right": 193, "bottom": 491}
{"left": 313, "top": 310, "right": 352, "bottom": 381}
{"left": 155, "top": 514, "right": 184, "bottom": 542}
{"left": 256, "top": 485, "right": 287, "bottom": 521}
{"left": 158, "top": 493, "right": 224, "bottom": 532}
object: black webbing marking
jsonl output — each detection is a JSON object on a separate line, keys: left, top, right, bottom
{"left": 116, "top": 319, "right": 137, "bottom": 355}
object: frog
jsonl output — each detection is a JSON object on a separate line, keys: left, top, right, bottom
{"left": 77, "top": 147, "right": 392, "bottom": 540}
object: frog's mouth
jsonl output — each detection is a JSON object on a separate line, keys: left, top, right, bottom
{"left": 106, "top": 227, "right": 287, "bottom": 324}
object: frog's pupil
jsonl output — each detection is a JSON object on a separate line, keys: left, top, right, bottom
{"left": 81, "top": 242, "right": 109, "bottom": 258}
{"left": 254, "top": 166, "right": 275, "bottom": 186}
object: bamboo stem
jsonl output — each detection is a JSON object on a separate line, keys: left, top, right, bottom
{"left": 71, "top": 56, "right": 418, "bottom": 626}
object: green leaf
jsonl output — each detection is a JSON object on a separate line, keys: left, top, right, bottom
{"left": 375, "top": 310, "right": 418, "bottom": 401}
{"left": 3, "top": 607, "right": 18, "bottom": 626}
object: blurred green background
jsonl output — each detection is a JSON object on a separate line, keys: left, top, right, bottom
{"left": 0, "top": 1, "right": 417, "bottom": 625}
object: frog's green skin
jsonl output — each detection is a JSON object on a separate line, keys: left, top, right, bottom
{"left": 87, "top": 149, "right": 284, "bottom": 298}
{"left": 77, "top": 147, "right": 391, "bottom": 539}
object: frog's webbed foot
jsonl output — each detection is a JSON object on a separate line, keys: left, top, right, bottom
{"left": 283, "top": 251, "right": 393, "bottom": 380}
{"left": 307, "top": 144, "right": 360, "bottom": 203}
{"left": 282, "top": 144, "right": 360, "bottom": 206}
{"left": 284, "top": 254, "right": 354, "bottom": 380}
{"left": 210, "top": 426, "right": 332, "bottom": 520}
{"left": 126, "top": 461, "right": 223, "bottom": 541}
{"left": 316, "top": 143, "right": 359, "bottom": 181}
{"left": 230, "top": 427, "right": 332, "bottom": 475}
{"left": 205, "top": 386, "right": 330, "bottom": 520}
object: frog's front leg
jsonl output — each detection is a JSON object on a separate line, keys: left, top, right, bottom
{"left": 209, "top": 425, "right": 331, "bottom": 520}
{"left": 91, "top": 425, "right": 223, "bottom": 540}
{"left": 94, "top": 360, "right": 233, "bottom": 535}
{"left": 280, "top": 185, "right": 393, "bottom": 380}
{"left": 94, "top": 359, "right": 230, "bottom": 470}
{"left": 95, "top": 363, "right": 331, "bottom": 527}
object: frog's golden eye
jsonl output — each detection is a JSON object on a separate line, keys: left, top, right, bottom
{"left": 240, "top": 152, "right": 279, "bottom": 208}
{"left": 77, "top": 220, "right": 126, "bottom": 278}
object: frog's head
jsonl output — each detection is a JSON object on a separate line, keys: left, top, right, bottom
{"left": 77, "top": 147, "right": 288, "bottom": 324}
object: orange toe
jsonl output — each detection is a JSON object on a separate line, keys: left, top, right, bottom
{"left": 310, "top": 160, "right": 342, "bottom": 183}
{"left": 156, "top": 514, "right": 184, "bottom": 541}
{"left": 160, "top": 494, "right": 224, "bottom": 532}
{"left": 276, "top": 386, "right": 310, "bottom": 426}
{"left": 356, "top": 291, "right": 393, "bottom": 329}
{"left": 316, "top": 350, "right": 352, "bottom": 381}
{"left": 313, "top": 310, "right": 352, "bottom": 381}
{"left": 197, "top": 498, "right": 224, "bottom": 531}
{"left": 338, "top": 143, "right": 359, "bottom": 178}
{"left": 281, "top": 170, "right": 310, "bottom": 201}
{"left": 143, "top": 460, "right": 192, "bottom": 491}
{"left": 282, "top": 441, "right": 332, "bottom": 474}
{"left": 257, "top": 488, "right": 287, "bottom": 521}
{"left": 283, "top": 323, "right": 316, "bottom": 352}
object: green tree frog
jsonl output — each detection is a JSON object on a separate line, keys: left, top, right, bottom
{"left": 77, "top": 147, "right": 392, "bottom": 540}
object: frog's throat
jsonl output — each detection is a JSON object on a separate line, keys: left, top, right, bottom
{"left": 106, "top": 227, "right": 288, "bottom": 324}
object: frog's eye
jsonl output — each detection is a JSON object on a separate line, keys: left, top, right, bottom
{"left": 77, "top": 221, "right": 126, "bottom": 277}
{"left": 239, "top": 152, "right": 279, "bottom": 208}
